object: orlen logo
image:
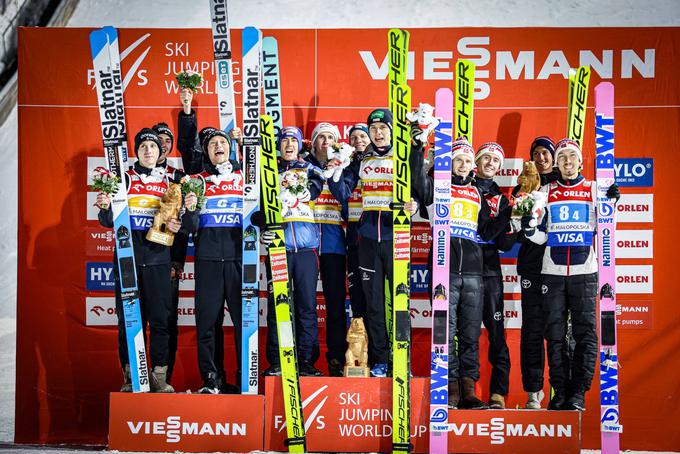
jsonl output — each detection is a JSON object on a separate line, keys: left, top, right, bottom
{"left": 127, "top": 416, "right": 246, "bottom": 443}
{"left": 275, "top": 385, "right": 328, "bottom": 432}
{"left": 450, "top": 417, "right": 573, "bottom": 445}
{"left": 87, "top": 33, "right": 151, "bottom": 89}
{"left": 90, "top": 305, "right": 114, "bottom": 317}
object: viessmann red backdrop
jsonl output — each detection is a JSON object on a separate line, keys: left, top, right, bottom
{"left": 17, "top": 27, "right": 679, "bottom": 450}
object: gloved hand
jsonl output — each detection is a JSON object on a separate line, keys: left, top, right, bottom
{"left": 409, "top": 122, "right": 425, "bottom": 146}
{"left": 521, "top": 215, "right": 536, "bottom": 235}
{"left": 261, "top": 230, "right": 277, "bottom": 247}
{"left": 606, "top": 183, "right": 621, "bottom": 204}
{"left": 298, "top": 188, "right": 311, "bottom": 203}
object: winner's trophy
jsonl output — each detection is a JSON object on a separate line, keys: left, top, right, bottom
{"left": 146, "top": 183, "right": 183, "bottom": 246}
{"left": 344, "top": 317, "right": 370, "bottom": 377}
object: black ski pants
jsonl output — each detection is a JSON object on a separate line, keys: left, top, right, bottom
{"left": 358, "top": 238, "right": 393, "bottom": 365}
{"left": 543, "top": 272, "right": 598, "bottom": 394}
{"left": 266, "top": 249, "right": 320, "bottom": 365}
{"left": 115, "top": 263, "right": 173, "bottom": 369}
{"left": 447, "top": 274, "right": 484, "bottom": 381}
{"left": 194, "top": 259, "right": 242, "bottom": 384}
{"left": 166, "top": 274, "right": 180, "bottom": 381}
{"left": 347, "top": 243, "right": 367, "bottom": 319}
{"left": 519, "top": 274, "right": 547, "bottom": 393}
{"left": 482, "top": 275, "right": 511, "bottom": 395}
{"left": 320, "top": 253, "right": 348, "bottom": 364}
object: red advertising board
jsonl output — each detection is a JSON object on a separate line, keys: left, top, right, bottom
{"left": 264, "top": 377, "right": 580, "bottom": 453}
{"left": 17, "top": 26, "right": 680, "bottom": 450}
{"left": 108, "top": 393, "right": 264, "bottom": 452}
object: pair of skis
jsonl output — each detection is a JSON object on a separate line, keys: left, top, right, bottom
{"left": 89, "top": 27, "right": 149, "bottom": 392}
{"left": 567, "top": 65, "right": 622, "bottom": 452}
{"left": 208, "top": 4, "right": 302, "bottom": 452}
{"left": 207, "top": 2, "right": 262, "bottom": 394}
{"left": 207, "top": 1, "right": 284, "bottom": 397}
{"left": 388, "top": 28, "right": 413, "bottom": 454}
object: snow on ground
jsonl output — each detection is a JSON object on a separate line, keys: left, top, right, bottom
{"left": 2, "top": 0, "right": 680, "bottom": 452}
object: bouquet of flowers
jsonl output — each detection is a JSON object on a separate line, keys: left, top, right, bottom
{"left": 281, "top": 171, "right": 309, "bottom": 196}
{"left": 511, "top": 190, "right": 547, "bottom": 229}
{"left": 175, "top": 70, "right": 204, "bottom": 93}
{"left": 511, "top": 192, "right": 536, "bottom": 217}
{"left": 180, "top": 176, "right": 206, "bottom": 211}
{"left": 90, "top": 166, "right": 119, "bottom": 209}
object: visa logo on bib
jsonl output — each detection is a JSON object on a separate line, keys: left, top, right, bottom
{"left": 615, "top": 158, "right": 653, "bottom": 187}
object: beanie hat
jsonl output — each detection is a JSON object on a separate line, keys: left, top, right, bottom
{"left": 348, "top": 123, "right": 369, "bottom": 138}
{"left": 198, "top": 127, "right": 230, "bottom": 155}
{"left": 134, "top": 128, "right": 163, "bottom": 156}
{"left": 451, "top": 138, "right": 476, "bottom": 166}
{"left": 152, "top": 122, "right": 174, "bottom": 149}
{"left": 367, "top": 108, "right": 393, "bottom": 131}
{"left": 554, "top": 138, "right": 583, "bottom": 164}
{"left": 277, "top": 126, "right": 304, "bottom": 152}
{"left": 311, "top": 122, "right": 340, "bottom": 146}
{"left": 475, "top": 142, "right": 505, "bottom": 169}
{"left": 530, "top": 136, "right": 555, "bottom": 160}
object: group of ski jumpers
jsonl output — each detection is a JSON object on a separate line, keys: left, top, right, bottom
{"left": 94, "top": 87, "right": 620, "bottom": 412}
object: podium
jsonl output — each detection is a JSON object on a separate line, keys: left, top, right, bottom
{"left": 107, "top": 378, "right": 581, "bottom": 453}
{"left": 108, "top": 392, "right": 264, "bottom": 452}
{"left": 263, "top": 376, "right": 581, "bottom": 453}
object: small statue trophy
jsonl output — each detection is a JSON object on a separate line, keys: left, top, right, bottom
{"left": 146, "top": 183, "right": 183, "bottom": 246}
{"left": 344, "top": 317, "right": 370, "bottom": 377}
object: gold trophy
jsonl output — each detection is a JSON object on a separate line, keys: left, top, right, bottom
{"left": 146, "top": 183, "right": 183, "bottom": 246}
{"left": 344, "top": 317, "right": 370, "bottom": 377}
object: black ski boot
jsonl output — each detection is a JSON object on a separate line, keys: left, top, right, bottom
{"left": 328, "top": 358, "right": 344, "bottom": 377}
{"left": 262, "top": 364, "right": 282, "bottom": 376}
{"left": 563, "top": 391, "right": 586, "bottom": 411}
{"left": 299, "top": 360, "right": 323, "bottom": 377}
{"left": 198, "top": 372, "right": 220, "bottom": 394}
{"left": 548, "top": 391, "right": 568, "bottom": 410}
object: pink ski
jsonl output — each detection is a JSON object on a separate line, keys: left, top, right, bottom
{"left": 429, "top": 87, "right": 454, "bottom": 454}
{"left": 595, "top": 81, "right": 622, "bottom": 453}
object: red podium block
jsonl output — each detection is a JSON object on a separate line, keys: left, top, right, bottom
{"left": 264, "top": 377, "right": 581, "bottom": 453}
{"left": 108, "top": 392, "right": 264, "bottom": 452}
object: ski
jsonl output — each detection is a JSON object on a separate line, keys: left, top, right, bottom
{"left": 89, "top": 27, "right": 150, "bottom": 393}
{"left": 262, "top": 36, "right": 283, "bottom": 140}
{"left": 240, "top": 26, "right": 262, "bottom": 395}
{"left": 455, "top": 59, "right": 475, "bottom": 142}
{"left": 428, "top": 88, "right": 454, "bottom": 453}
{"left": 260, "top": 115, "right": 306, "bottom": 453}
{"left": 595, "top": 82, "right": 622, "bottom": 452}
{"left": 567, "top": 65, "right": 591, "bottom": 149}
{"left": 388, "top": 27, "right": 412, "bottom": 454}
{"left": 208, "top": 0, "right": 239, "bottom": 160}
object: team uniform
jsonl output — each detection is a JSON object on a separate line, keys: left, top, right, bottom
{"left": 152, "top": 122, "right": 186, "bottom": 383}
{"left": 182, "top": 152, "right": 244, "bottom": 393}
{"left": 413, "top": 139, "right": 509, "bottom": 408}
{"left": 98, "top": 129, "right": 176, "bottom": 393}
{"left": 525, "top": 139, "right": 610, "bottom": 410}
{"left": 329, "top": 109, "right": 422, "bottom": 375}
{"left": 475, "top": 176, "right": 512, "bottom": 404}
{"left": 306, "top": 151, "right": 349, "bottom": 376}
{"left": 263, "top": 153, "right": 325, "bottom": 377}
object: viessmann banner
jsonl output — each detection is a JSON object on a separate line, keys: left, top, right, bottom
{"left": 17, "top": 27, "right": 678, "bottom": 450}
